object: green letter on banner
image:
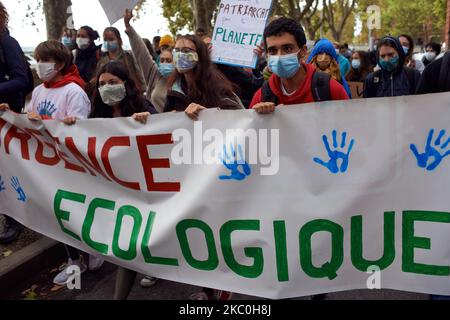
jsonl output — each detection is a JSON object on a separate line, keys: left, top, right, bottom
{"left": 274, "top": 221, "right": 289, "bottom": 282}
{"left": 351, "top": 212, "right": 396, "bottom": 271}
{"left": 403, "top": 211, "right": 450, "bottom": 276}
{"left": 176, "top": 220, "right": 218, "bottom": 271}
{"left": 142, "top": 212, "right": 179, "bottom": 266}
{"left": 54, "top": 189, "right": 85, "bottom": 241}
{"left": 82, "top": 198, "right": 115, "bottom": 254}
{"left": 112, "top": 205, "right": 142, "bottom": 261}
{"left": 220, "top": 220, "right": 264, "bottom": 279}
{"left": 300, "top": 220, "right": 344, "bottom": 280}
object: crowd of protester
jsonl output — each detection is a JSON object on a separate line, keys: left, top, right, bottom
{"left": 1, "top": 2, "right": 450, "bottom": 300}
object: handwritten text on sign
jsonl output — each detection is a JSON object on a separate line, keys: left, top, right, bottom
{"left": 211, "top": 0, "right": 273, "bottom": 68}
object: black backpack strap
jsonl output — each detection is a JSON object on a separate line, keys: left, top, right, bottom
{"left": 438, "top": 52, "right": 450, "bottom": 92}
{"left": 261, "top": 81, "right": 278, "bottom": 105}
{"left": 311, "top": 71, "right": 331, "bottom": 102}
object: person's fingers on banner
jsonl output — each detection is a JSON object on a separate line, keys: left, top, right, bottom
{"left": 0, "top": 103, "right": 10, "bottom": 112}
{"left": 253, "top": 102, "right": 275, "bottom": 114}
{"left": 185, "top": 103, "right": 206, "bottom": 121}
{"left": 63, "top": 117, "right": 78, "bottom": 126}
{"left": 27, "top": 112, "right": 42, "bottom": 122}
{"left": 132, "top": 112, "right": 151, "bottom": 124}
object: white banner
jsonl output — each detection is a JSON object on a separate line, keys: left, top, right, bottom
{"left": 211, "top": 0, "right": 273, "bottom": 69}
{"left": 1, "top": 93, "right": 450, "bottom": 299}
{"left": 99, "top": 0, "right": 140, "bottom": 25}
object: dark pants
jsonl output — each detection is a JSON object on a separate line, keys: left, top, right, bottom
{"left": 114, "top": 267, "right": 137, "bottom": 300}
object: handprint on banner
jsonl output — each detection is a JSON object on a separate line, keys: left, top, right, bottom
{"left": 10, "top": 176, "right": 26, "bottom": 202}
{"left": 410, "top": 129, "right": 450, "bottom": 171}
{"left": 313, "top": 130, "right": 356, "bottom": 174}
{"left": 0, "top": 176, "right": 5, "bottom": 192}
{"left": 219, "top": 144, "right": 252, "bottom": 181}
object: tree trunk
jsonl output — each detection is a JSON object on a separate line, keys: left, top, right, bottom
{"left": 189, "top": 0, "right": 219, "bottom": 34}
{"left": 43, "top": 0, "right": 72, "bottom": 40}
{"left": 445, "top": 0, "right": 450, "bottom": 50}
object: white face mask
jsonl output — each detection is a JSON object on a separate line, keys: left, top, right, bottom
{"left": 76, "top": 37, "right": 90, "bottom": 50}
{"left": 98, "top": 84, "right": 126, "bottom": 106}
{"left": 36, "top": 62, "right": 58, "bottom": 82}
{"left": 424, "top": 52, "right": 436, "bottom": 62}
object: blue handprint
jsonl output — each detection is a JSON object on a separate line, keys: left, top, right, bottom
{"left": 313, "top": 130, "right": 355, "bottom": 174}
{"left": 10, "top": 176, "right": 26, "bottom": 202}
{"left": 219, "top": 144, "right": 252, "bottom": 181}
{"left": 0, "top": 176, "right": 5, "bottom": 192}
{"left": 410, "top": 129, "right": 450, "bottom": 171}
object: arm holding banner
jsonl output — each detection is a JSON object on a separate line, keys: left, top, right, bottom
{"left": 124, "top": 9, "right": 158, "bottom": 94}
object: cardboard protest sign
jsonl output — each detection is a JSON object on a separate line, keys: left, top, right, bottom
{"left": 211, "top": 0, "right": 273, "bottom": 69}
{"left": 348, "top": 81, "right": 365, "bottom": 99}
{"left": 99, "top": 0, "right": 140, "bottom": 25}
{"left": 2, "top": 92, "right": 450, "bottom": 299}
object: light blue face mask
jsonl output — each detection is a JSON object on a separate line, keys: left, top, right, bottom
{"left": 159, "top": 63, "right": 175, "bottom": 77}
{"left": 268, "top": 51, "right": 301, "bottom": 79}
{"left": 402, "top": 46, "right": 409, "bottom": 55}
{"left": 102, "top": 41, "right": 119, "bottom": 53}
{"left": 61, "top": 36, "right": 73, "bottom": 47}
{"left": 352, "top": 59, "right": 361, "bottom": 70}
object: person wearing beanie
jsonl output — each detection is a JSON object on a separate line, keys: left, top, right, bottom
{"left": 159, "top": 34, "right": 175, "bottom": 51}
{"left": 307, "top": 38, "right": 352, "bottom": 98}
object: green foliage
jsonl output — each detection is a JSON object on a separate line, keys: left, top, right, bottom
{"left": 357, "top": 0, "right": 447, "bottom": 43}
{"left": 160, "top": 0, "right": 194, "bottom": 35}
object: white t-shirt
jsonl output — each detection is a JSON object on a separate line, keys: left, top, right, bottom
{"left": 28, "top": 83, "right": 91, "bottom": 120}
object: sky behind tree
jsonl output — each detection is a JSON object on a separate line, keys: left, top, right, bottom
{"left": 2, "top": 0, "right": 171, "bottom": 49}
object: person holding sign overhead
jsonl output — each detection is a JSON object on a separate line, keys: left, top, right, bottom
{"left": 124, "top": 9, "right": 174, "bottom": 113}
{"left": 250, "top": 17, "right": 348, "bottom": 114}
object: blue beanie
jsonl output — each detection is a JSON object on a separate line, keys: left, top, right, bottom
{"left": 306, "top": 38, "right": 338, "bottom": 63}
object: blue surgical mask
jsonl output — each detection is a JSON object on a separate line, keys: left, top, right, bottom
{"left": 351, "top": 59, "right": 361, "bottom": 70}
{"left": 159, "top": 63, "right": 175, "bottom": 77}
{"left": 102, "top": 41, "right": 119, "bottom": 53}
{"left": 61, "top": 36, "right": 73, "bottom": 47}
{"left": 379, "top": 56, "right": 399, "bottom": 72}
{"left": 402, "top": 46, "right": 409, "bottom": 55}
{"left": 268, "top": 51, "right": 301, "bottom": 79}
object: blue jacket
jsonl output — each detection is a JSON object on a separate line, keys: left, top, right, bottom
{"left": 363, "top": 36, "right": 420, "bottom": 98}
{"left": 0, "top": 31, "right": 30, "bottom": 112}
{"left": 307, "top": 38, "right": 352, "bottom": 98}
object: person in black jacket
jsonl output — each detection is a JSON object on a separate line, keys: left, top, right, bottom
{"left": 0, "top": 2, "right": 31, "bottom": 245}
{"left": 421, "top": 42, "right": 441, "bottom": 68}
{"left": 417, "top": 51, "right": 450, "bottom": 94}
{"left": 364, "top": 36, "right": 420, "bottom": 98}
{"left": 0, "top": 3, "right": 31, "bottom": 113}
{"left": 73, "top": 26, "right": 101, "bottom": 83}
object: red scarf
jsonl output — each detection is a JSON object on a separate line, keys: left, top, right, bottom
{"left": 44, "top": 65, "right": 85, "bottom": 90}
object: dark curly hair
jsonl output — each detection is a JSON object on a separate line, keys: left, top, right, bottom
{"left": 90, "top": 61, "right": 147, "bottom": 118}
{"left": 0, "top": 2, "right": 9, "bottom": 35}
{"left": 263, "top": 17, "right": 307, "bottom": 49}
